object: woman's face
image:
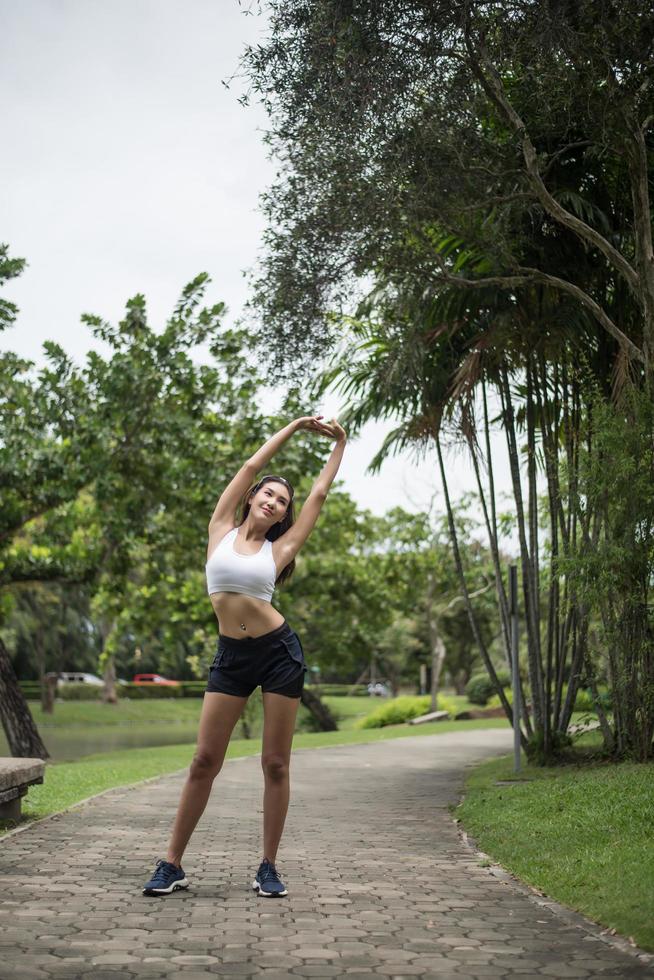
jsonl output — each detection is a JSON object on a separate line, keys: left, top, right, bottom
{"left": 251, "top": 481, "right": 291, "bottom": 523}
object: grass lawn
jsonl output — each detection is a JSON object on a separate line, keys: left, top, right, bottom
{"left": 25, "top": 699, "right": 206, "bottom": 727}
{"left": 20, "top": 691, "right": 477, "bottom": 731}
{"left": 456, "top": 736, "right": 654, "bottom": 953}
{"left": 26, "top": 693, "right": 380, "bottom": 732}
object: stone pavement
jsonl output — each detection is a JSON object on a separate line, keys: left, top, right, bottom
{"left": 1, "top": 728, "right": 652, "bottom": 979}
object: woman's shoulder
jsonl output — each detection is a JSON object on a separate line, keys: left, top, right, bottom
{"left": 208, "top": 520, "right": 237, "bottom": 540}
{"left": 270, "top": 528, "right": 294, "bottom": 558}
{"left": 207, "top": 522, "right": 237, "bottom": 561}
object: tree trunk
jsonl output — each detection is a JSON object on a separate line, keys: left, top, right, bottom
{"left": 429, "top": 633, "right": 446, "bottom": 712}
{"left": 42, "top": 673, "right": 59, "bottom": 715}
{"left": 477, "top": 379, "right": 511, "bottom": 664}
{"left": 500, "top": 367, "right": 544, "bottom": 730}
{"left": 101, "top": 656, "right": 118, "bottom": 705}
{"left": 99, "top": 618, "right": 118, "bottom": 705}
{"left": 34, "top": 618, "right": 50, "bottom": 713}
{"left": 0, "top": 637, "right": 50, "bottom": 758}
{"left": 425, "top": 569, "right": 446, "bottom": 710}
{"left": 300, "top": 687, "right": 338, "bottom": 730}
{"left": 435, "top": 430, "right": 529, "bottom": 751}
{"left": 472, "top": 382, "right": 532, "bottom": 736}
{"left": 453, "top": 671, "right": 468, "bottom": 695}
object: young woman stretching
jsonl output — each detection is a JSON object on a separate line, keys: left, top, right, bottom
{"left": 143, "top": 414, "right": 347, "bottom": 898}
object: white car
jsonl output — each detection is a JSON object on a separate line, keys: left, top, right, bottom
{"left": 58, "top": 672, "right": 103, "bottom": 686}
{"left": 367, "top": 681, "right": 390, "bottom": 697}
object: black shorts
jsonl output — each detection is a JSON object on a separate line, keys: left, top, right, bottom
{"left": 205, "top": 620, "right": 308, "bottom": 699}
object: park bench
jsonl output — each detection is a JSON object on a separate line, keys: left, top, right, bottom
{"left": 407, "top": 710, "right": 450, "bottom": 725}
{"left": 0, "top": 758, "right": 45, "bottom": 821}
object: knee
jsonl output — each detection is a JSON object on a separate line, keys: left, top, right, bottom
{"left": 190, "top": 749, "right": 222, "bottom": 781}
{"left": 261, "top": 753, "right": 289, "bottom": 781}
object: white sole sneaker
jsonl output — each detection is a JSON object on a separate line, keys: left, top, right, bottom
{"left": 251, "top": 878, "right": 287, "bottom": 897}
{"left": 143, "top": 877, "right": 189, "bottom": 896}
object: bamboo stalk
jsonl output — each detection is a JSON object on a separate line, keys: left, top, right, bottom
{"left": 472, "top": 379, "right": 532, "bottom": 736}
{"left": 435, "top": 430, "right": 527, "bottom": 749}
{"left": 500, "top": 364, "right": 544, "bottom": 731}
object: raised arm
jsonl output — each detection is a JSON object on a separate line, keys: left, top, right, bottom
{"left": 207, "top": 415, "right": 332, "bottom": 529}
{"left": 276, "top": 420, "right": 347, "bottom": 563}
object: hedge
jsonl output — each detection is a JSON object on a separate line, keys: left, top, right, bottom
{"left": 17, "top": 680, "right": 390, "bottom": 701}
{"left": 465, "top": 670, "right": 512, "bottom": 705}
{"left": 357, "top": 694, "right": 460, "bottom": 729}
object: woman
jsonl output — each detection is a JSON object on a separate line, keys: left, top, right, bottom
{"left": 143, "top": 413, "right": 347, "bottom": 898}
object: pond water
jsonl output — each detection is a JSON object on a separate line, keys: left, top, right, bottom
{"left": 0, "top": 720, "right": 201, "bottom": 763}
{"left": 2, "top": 694, "right": 358, "bottom": 763}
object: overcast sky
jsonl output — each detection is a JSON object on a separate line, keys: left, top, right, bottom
{"left": 1, "top": 0, "right": 519, "bottom": 542}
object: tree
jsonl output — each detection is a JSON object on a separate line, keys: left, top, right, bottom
{"left": 0, "top": 258, "right": 258, "bottom": 752}
{"left": 94, "top": 389, "right": 346, "bottom": 685}
{"left": 0, "top": 244, "right": 91, "bottom": 756}
{"left": 238, "top": 2, "right": 654, "bottom": 760}
{"left": 375, "top": 615, "right": 422, "bottom": 697}
{"left": 239, "top": 0, "right": 653, "bottom": 378}
{"left": 377, "top": 500, "right": 498, "bottom": 707}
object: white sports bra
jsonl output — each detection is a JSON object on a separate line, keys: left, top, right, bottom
{"left": 206, "top": 526, "right": 277, "bottom": 603}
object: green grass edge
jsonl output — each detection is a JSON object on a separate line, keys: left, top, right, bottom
{"left": 455, "top": 744, "right": 654, "bottom": 954}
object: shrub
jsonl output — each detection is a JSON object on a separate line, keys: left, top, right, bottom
{"left": 465, "top": 670, "right": 511, "bottom": 705}
{"left": 437, "top": 694, "right": 460, "bottom": 717}
{"left": 487, "top": 684, "right": 612, "bottom": 713}
{"left": 306, "top": 683, "right": 369, "bottom": 696}
{"left": 573, "top": 686, "right": 612, "bottom": 712}
{"left": 533, "top": 684, "right": 612, "bottom": 713}
{"left": 526, "top": 727, "right": 573, "bottom": 765}
{"left": 23, "top": 679, "right": 212, "bottom": 700}
{"left": 117, "top": 683, "right": 182, "bottom": 699}
{"left": 487, "top": 688, "right": 513, "bottom": 708}
{"left": 18, "top": 682, "right": 41, "bottom": 700}
{"left": 58, "top": 683, "right": 102, "bottom": 701}
{"left": 357, "top": 694, "right": 456, "bottom": 729}
{"left": 176, "top": 682, "right": 207, "bottom": 698}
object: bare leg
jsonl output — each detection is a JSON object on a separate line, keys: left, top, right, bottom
{"left": 260, "top": 691, "right": 301, "bottom": 864}
{"left": 166, "top": 691, "right": 248, "bottom": 866}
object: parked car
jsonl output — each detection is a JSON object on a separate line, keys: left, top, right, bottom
{"left": 132, "top": 673, "right": 180, "bottom": 687}
{"left": 58, "top": 672, "right": 103, "bottom": 686}
{"left": 58, "top": 672, "right": 128, "bottom": 686}
{"left": 367, "top": 681, "right": 390, "bottom": 697}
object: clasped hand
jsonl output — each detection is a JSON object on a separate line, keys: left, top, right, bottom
{"left": 294, "top": 415, "right": 347, "bottom": 441}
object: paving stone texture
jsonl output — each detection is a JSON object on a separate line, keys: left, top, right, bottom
{"left": 1, "top": 728, "right": 652, "bottom": 979}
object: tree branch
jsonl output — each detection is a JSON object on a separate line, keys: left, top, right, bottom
{"left": 463, "top": 30, "right": 641, "bottom": 299}
{"left": 626, "top": 119, "right": 654, "bottom": 359}
{"left": 458, "top": 191, "right": 534, "bottom": 212}
{"left": 429, "top": 254, "right": 644, "bottom": 362}
{"left": 542, "top": 141, "right": 593, "bottom": 177}
{"left": 0, "top": 485, "right": 89, "bottom": 544}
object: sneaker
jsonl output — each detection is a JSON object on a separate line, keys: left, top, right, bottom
{"left": 252, "top": 858, "right": 288, "bottom": 897}
{"left": 143, "top": 858, "right": 189, "bottom": 896}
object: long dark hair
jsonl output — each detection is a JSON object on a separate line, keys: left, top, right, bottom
{"left": 237, "top": 474, "right": 296, "bottom": 586}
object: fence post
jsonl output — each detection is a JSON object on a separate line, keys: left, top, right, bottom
{"left": 509, "top": 564, "right": 521, "bottom": 773}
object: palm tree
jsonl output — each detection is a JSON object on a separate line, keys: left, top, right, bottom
{"left": 313, "top": 207, "right": 647, "bottom": 760}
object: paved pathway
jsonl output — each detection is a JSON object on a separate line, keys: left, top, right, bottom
{"left": 1, "top": 729, "right": 652, "bottom": 979}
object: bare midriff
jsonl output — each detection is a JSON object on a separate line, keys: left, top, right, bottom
{"left": 209, "top": 592, "right": 285, "bottom": 640}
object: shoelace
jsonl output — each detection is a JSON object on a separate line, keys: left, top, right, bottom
{"left": 260, "top": 862, "right": 282, "bottom": 885}
{"left": 150, "top": 860, "right": 179, "bottom": 885}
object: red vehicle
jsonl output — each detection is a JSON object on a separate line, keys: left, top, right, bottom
{"left": 132, "top": 673, "right": 180, "bottom": 687}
